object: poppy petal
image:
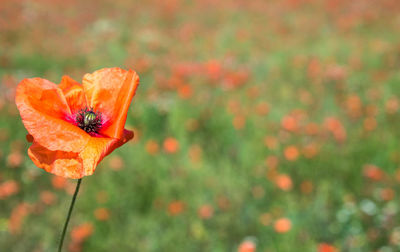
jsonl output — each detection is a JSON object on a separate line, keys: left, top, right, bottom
{"left": 26, "top": 134, "right": 33, "bottom": 143}
{"left": 119, "top": 129, "right": 134, "bottom": 145}
{"left": 28, "top": 129, "right": 132, "bottom": 179}
{"left": 79, "top": 129, "right": 134, "bottom": 176}
{"left": 82, "top": 68, "right": 139, "bottom": 139}
{"left": 16, "top": 78, "right": 90, "bottom": 152}
{"left": 58, "top": 76, "right": 87, "bottom": 114}
{"left": 28, "top": 129, "right": 133, "bottom": 179}
{"left": 28, "top": 141, "right": 83, "bottom": 179}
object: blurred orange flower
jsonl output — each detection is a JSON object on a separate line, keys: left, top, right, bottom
{"left": 168, "top": 200, "right": 185, "bottom": 216}
{"left": 7, "top": 151, "right": 23, "bottom": 168}
{"left": 324, "top": 117, "right": 347, "bottom": 143}
{"left": 284, "top": 145, "right": 299, "bottom": 161}
{"left": 198, "top": 204, "right": 214, "bottom": 219}
{"left": 264, "top": 136, "right": 278, "bottom": 150}
{"left": 9, "top": 203, "right": 31, "bottom": 234}
{"left": 274, "top": 218, "right": 292, "bottom": 233}
{"left": 238, "top": 240, "right": 256, "bottom": 252}
{"left": 178, "top": 84, "right": 192, "bottom": 99}
{"left": 255, "top": 102, "right": 269, "bottom": 116}
{"left": 233, "top": 115, "right": 246, "bottom": 130}
{"left": 317, "top": 243, "right": 337, "bottom": 252}
{"left": 205, "top": 60, "right": 222, "bottom": 80}
{"left": 51, "top": 176, "right": 67, "bottom": 189}
{"left": 217, "top": 196, "right": 231, "bottom": 211}
{"left": 0, "top": 180, "right": 19, "bottom": 199}
{"left": 247, "top": 86, "right": 260, "bottom": 99}
{"left": 275, "top": 174, "right": 293, "bottom": 191}
{"left": 305, "top": 122, "right": 320, "bottom": 136}
{"left": 385, "top": 97, "right": 399, "bottom": 114}
{"left": 265, "top": 155, "right": 279, "bottom": 169}
{"left": 108, "top": 155, "right": 124, "bottom": 171}
{"left": 146, "top": 139, "right": 160, "bottom": 155}
{"left": 302, "top": 143, "right": 319, "bottom": 159}
{"left": 363, "top": 117, "right": 377, "bottom": 131}
{"left": 307, "top": 58, "right": 322, "bottom": 81}
{"left": 71, "top": 222, "right": 94, "bottom": 241}
{"left": 163, "top": 137, "right": 179, "bottom": 153}
{"left": 346, "top": 95, "right": 362, "bottom": 118}
{"left": 15, "top": 68, "right": 139, "bottom": 179}
{"left": 396, "top": 168, "right": 400, "bottom": 182}
{"left": 281, "top": 116, "right": 298, "bottom": 132}
{"left": 94, "top": 207, "right": 110, "bottom": 221}
{"left": 227, "top": 99, "right": 241, "bottom": 115}
{"left": 40, "top": 190, "right": 56, "bottom": 205}
{"left": 325, "top": 64, "right": 347, "bottom": 81}
{"left": 363, "top": 164, "right": 384, "bottom": 181}
{"left": 380, "top": 188, "right": 395, "bottom": 201}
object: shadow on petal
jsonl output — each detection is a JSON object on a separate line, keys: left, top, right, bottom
{"left": 28, "top": 141, "right": 84, "bottom": 179}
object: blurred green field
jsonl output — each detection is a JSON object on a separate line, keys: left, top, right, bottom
{"left": 1, "top": 0, "right": 400, "bottom": 251}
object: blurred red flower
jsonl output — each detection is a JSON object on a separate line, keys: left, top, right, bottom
{"left": 15, "top": 68, "right": 139, "bottom": 179}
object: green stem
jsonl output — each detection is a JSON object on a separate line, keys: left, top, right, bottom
{"left": 58, "top": 178, "right": 82, "bottom": 252}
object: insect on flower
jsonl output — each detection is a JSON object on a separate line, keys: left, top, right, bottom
{"left": 15, "top": 67, "right": 139, "bottom": 179}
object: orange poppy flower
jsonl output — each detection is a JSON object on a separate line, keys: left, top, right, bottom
{"left": 15, "top": 68, "right": 139, "bottom": 179}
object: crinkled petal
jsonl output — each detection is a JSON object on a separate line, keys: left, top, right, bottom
{"left": 28, "top": 141, "right": 83, "bottom": 179}
{"left": 27, "top": 129, "right": 133, "bottom": 179}
{"left": 15, "top": 78, "right": 90, "bottom": 152}
{"left": 82, "top": 68, "right": 139, "bottom": 139}
{"left": 78, "top": 129, "right": 134, "bottom": 177}
{"left": 58, "top": 76, "right": 87, "bottom": 114}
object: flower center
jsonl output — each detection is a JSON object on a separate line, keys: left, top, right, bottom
{"left": 76, "top": 107, "right": 102, "bottom": 133}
